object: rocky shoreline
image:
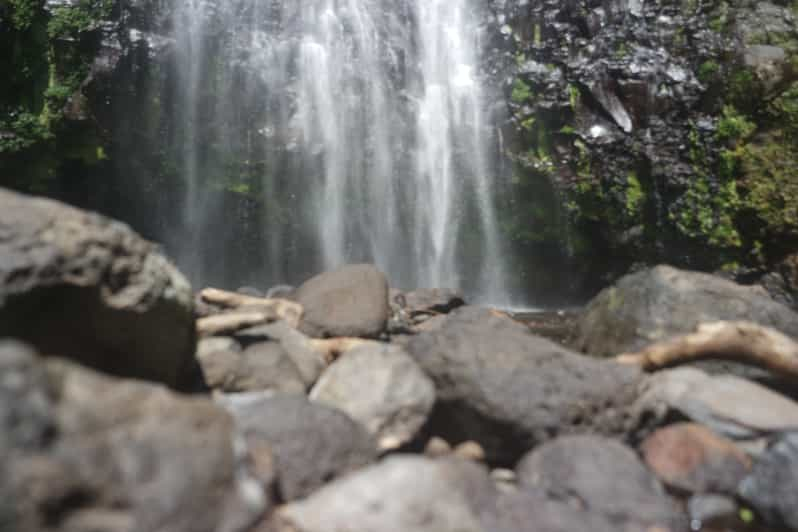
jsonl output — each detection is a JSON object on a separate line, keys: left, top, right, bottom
{"left": 2, "top": 187, "right": 798, "bottom": 532}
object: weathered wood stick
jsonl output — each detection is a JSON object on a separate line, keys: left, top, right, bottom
{"left": 615, "top": 321, "right": 798, "bottom": 382}
{"left": 199, "top": 288, "right": 303, "bottom": 328}
{"left": 197, "top": 312, "right": 274, "bottom": 337}
{"left": 309, "top": 337, "right": 379, "bottom": 364}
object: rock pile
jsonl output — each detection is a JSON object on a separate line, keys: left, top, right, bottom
{"left": 3, "top": 188, "right": 798, "bottom": 532}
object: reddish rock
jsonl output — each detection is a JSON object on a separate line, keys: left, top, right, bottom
{"left": 641, "top": 423, "right": 751, "bottom": 494}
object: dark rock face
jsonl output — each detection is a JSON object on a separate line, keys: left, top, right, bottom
{"left": 294, "top": 264, "right": 391, "bottom": 339}
{"left": 738, "top": 432, "right": 798, "bottom": 531}
{"left": 0, "top": 340, "right": 265, "bottom": 532}
{"left": 404, "top": 306, "right": 643, "bottom": 464}
{"left": 0, "top": 187, "right": 202, "bottom": 391}
{"left": 575, "top": 265, "right": 798, "bottom": 357}
{"left": 516, "top": 435, "right": 688, "bottom": 532}
{"left": 490, "top": 0, "right": 798, "bottom": 299}
{"left": 217, "top": 392, "right": 378, "bottom": 502}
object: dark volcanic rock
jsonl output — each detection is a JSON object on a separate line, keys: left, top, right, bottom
{"left": 575, "top": 265, "right": 798, "bottom": 357}
{"left": 0, "top": 187, "right": 202, "bottom": 391}
{"left": 310, "top": 344, "right": 436, "bottom": 451}
{"left": 404, "top": 306, "right": 642, "bottom": 464}
{"left": 0, "top": 340, "right": 265, "bottom": 532}
{"left": 641, "top": 423, "right": 751, "bottom": 495}
{"left": 217, "top": 392, "right": 377, "bottom": 502}
{"left": 738, "top": 432, "right": 798, "bottom": 531}
{"left": 516, "top": 435, "right": 688, "bottom": 532}
{"left": 293, "top": 264, "right": 390, "bottom": 339}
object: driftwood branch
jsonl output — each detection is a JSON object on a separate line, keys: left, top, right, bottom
{"left": 199, "top": 288, "right": 303, "bottom": 328}
{"left": 615, "top": 321, "right": 798, "bottom": 382}
{"left": 309, "top": 338, "right": 379, "bottom": 364}
{"left": 197, "top": 312, "right": 277, "bottom": 337}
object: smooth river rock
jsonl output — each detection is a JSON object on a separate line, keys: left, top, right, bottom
{"left": 293, "top": 264, "right": 390, "bottom": 339}
{"left": 310, "top": 343, "right": 436, "bottom": 451}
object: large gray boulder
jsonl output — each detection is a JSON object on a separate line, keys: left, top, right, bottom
{"left": 404, "top": 306, "right": 642, "bottom": 463}
{"left": 575, "top": 265, "right": 798, "bottom": 357}
{"left": 0, "top": 341, "right": 266, "bottom": 532}
{"left": 0, "top": 188, "right": 201, "bottom": 391}
{"left": 310, "top": 344, "right": 436, "bottom": 451}
{"left": 293, "top": 264, "right": 390, "bottom": 339}
{"left": 274, "top": 456, "right": 494, "bottom": 532}
{"left": 217, "top": 392, "right": 377, "bottom": 501}
{"left": 516, "top": 435, "right": 687, "bottom": 532}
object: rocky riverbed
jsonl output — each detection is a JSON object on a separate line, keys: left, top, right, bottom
{"left": 2, "top": 186, "right": 798, "bottom": 532}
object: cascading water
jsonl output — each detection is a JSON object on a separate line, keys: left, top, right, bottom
{"left": 171, "top": 0, "right": 511, "bottom": 303}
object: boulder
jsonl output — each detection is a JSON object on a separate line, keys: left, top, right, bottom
{"left": 738, "top": 432, "right": 798, "bottom": 531}
{"left": 400, "top": 288, "right": 466, "bottom": 316}
{"left": 233, "top": 321, "right": 326, "bottom": 387}
{"left": 0, "top": 340, "right": 266, "bottom": 532}
{"left": 293, "top": 264, "right": 390, "bottom": 338}
{"left": 275, "top": 456, "right": 494, "bottom": 532}
{"left": 635, "top": 367, "right": 798, "bottom": 440}
{"left": 404, "top": 306, "right": 642, "bottom": 463}
{"left": 0, "top": 187, "right": 201, "bottom": 391}
{"left": 641, "top": 423, "right": 751, "bottom": 495}
{"left": 575, "top": 265, "right": 798, "bottom": 357}
{"left": 197, "top": 340, "right": 306, "bottom": 394}
{"left": 516, "top": 435, "right": 687, "bottom": 532}
{"left": 216, "top": 392, "right": 377, "bottom": 501}
{"left": 310, "top": 344, "right": 435, "bottom": 451}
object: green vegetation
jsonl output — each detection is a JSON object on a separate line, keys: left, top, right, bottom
{"left": 697, "top": 60, "right": 720, "bottom": 83}
{"left": 511, "top": 79, "right": 533, "bottom": 104}
{"left": 47, "top": 0, "right": 114, "bottom": 39}
{"left": 672, "top": 177, "right": 742, "bottom": 248}
{"left": 716, "top": 105, "right": 756, "bottom": 146}
{"left": 624, "top": 172, "right": 644, "bottom": 217}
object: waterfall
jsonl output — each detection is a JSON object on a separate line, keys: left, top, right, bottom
{"left": 171, "top": 0, "right": 510, "bottom": 303}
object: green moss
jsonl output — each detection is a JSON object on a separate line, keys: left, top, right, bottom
{"left": 771, "top": 83, "right": 798, "bottom": 140}
{"left": 533, "top": 24, "right": 542, "bottom": 46}
{"left": 697, "top": 60, "right": 720, "bottom": 83}
{"left": 672, "top": 177, "right": 742, "bottom": 248}
{"left": 738, "top": 132, "right": 798, "bottom": 238}
{"left": 625, "top": 171, "right": 644, "bottom": 217}
{"left": 716, "top": 105, "right": 756, "bottom": 146}
{"left": 511, "top": 79, "right": 533, "bottom": 104}
{"left": 709, "top": 2, "right": 730, "bottom": 33}
{"left": 568, "top": 84, "right": 580, "bottom": 110}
